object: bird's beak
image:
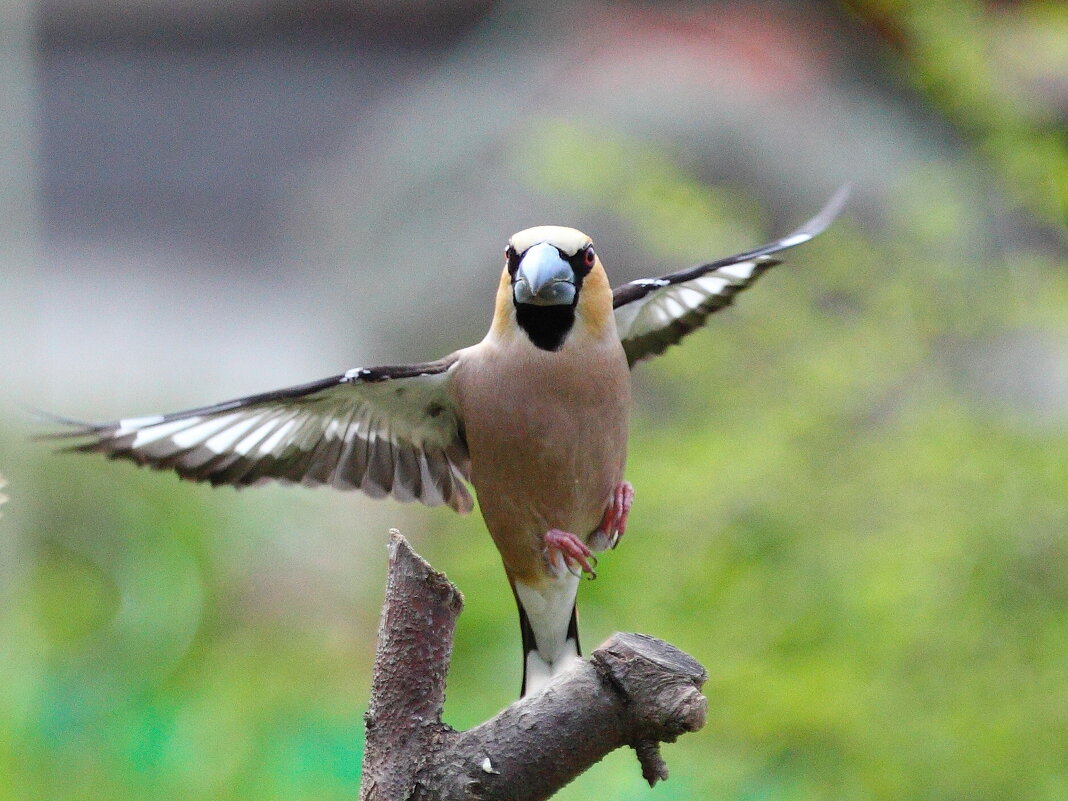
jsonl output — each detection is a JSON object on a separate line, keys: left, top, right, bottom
{"left": 513, "top": 243, "right": 576, "bottom": 307}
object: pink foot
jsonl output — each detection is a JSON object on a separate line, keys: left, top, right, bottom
{"left": 543, "top": 529, "right": 597, "bottom": 579}
{"left": 598, "top": 481, "right": 635, "bottom": 549}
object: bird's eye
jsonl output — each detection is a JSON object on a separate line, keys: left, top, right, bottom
{"left": 584, "top": 247, "right": 596, "bottom": 268}
{"left": 505, "top": 246, "right": 519, "bottom": 274}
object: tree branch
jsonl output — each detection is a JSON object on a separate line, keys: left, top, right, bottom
{"left": 359, "top": 531, "right": 707, "bottom": 801}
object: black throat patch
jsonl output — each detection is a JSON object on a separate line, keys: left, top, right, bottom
{"left": 514, "top": 303, "right": 576, "bottom": 352}
{"left": 510, "top": 243, "right": 594, "bottom": 352}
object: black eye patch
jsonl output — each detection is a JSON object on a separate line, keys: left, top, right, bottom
{"left": 505, "top": 245, "right": 520, "bottom": 276}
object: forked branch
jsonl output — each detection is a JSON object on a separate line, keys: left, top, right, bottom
{"left": 359, "top": 531, "right": 707, "bottom": 801}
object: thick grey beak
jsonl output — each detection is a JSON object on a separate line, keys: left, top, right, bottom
{"left": 514, "top": 243, "right": 576, "bottom": 306}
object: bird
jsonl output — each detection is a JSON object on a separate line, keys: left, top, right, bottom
{"left": 43, "top": 187, "right": 848, "bottom": 696}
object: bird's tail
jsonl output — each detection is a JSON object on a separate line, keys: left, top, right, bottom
{"left": 516, "top": 596, "right": 581, "bottom": 697}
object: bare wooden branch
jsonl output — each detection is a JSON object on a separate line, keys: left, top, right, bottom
{"left": 359, "top": 530, "right": 463, "bottom": 801}
{"left": 359, "top": 531, "right": 707, "bottom": 801}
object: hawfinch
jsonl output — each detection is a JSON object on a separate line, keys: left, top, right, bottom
{"left": 47, "top": 188, "right": 848, "bottom": 696}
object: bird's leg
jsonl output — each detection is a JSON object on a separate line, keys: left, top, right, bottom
{"left": 597, "top": 481, "right": 635, "bottom": 549}
{"left": 543, "top": 529, "right": 597, "bottom": 579}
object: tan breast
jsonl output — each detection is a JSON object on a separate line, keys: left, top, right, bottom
{"left": 452, "top": 326, "right": 630, "bottom": 585}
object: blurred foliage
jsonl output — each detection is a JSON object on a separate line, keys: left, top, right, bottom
{"left": 4, "top": 2, "right": 1068, "bottom": 800}
{"left": 0, "top": 457, "right": 371, "bottom": 801}
{"left": 846, "top": 0, "right": 1068, "bottom": 236}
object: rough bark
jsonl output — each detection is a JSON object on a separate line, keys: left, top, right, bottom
{"left": 359, "top": 531, "right": 707, "bottom": 801}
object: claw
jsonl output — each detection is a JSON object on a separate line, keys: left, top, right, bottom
{"left": 598, "top": 481, "right": 635, "bottom": 549}
{"left": 543, "top": 529, "right": 597, "bottom": 578}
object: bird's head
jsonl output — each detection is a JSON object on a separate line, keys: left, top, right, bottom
{"left": 492, "top": 225, "right": 614, "bottom": 351}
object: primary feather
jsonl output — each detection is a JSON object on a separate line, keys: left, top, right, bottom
{"left": 613, "top": 185, "right": 850, "bottom": 366}
{"left": 43, "top": 358, "right": 472, "bottom": 512}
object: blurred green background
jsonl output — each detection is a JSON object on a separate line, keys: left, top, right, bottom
{"left": 2, "top": 1, "right": 1067, "bottom": 799}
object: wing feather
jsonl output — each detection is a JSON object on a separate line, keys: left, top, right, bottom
{"left": 614, "top": 186, "right": 849, "bottom": 367}
{"left": 41, "top": 355, "right": 473, "bottom": 513}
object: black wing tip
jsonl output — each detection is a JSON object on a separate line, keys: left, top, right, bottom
{"left": 27, "top": 408, "right": 110, "bottom": 441}
{"left": 26, "top": 407, "right": 92, "bottom": 426}
{"left": 614, "top": 184, "right": 851, "bottom": 308}
{"left": 740, "top": 183, "right": 852, "bottom": 260}
{"left": 793, "top": 183, "right": 852, "bottom": 241}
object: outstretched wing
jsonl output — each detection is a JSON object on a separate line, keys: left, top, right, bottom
{"left": 613, "top": 186, "right": 850, "bottom": 367}
{"left": 42, "top": 356, "right": 473, "bottom": 513}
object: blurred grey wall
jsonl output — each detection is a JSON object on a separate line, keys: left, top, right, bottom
{"left": 14, "top": 0, "right": 1030, "bottom": 422}
{"left": 2, "top": 0, "right": 39, "bottom": 399}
